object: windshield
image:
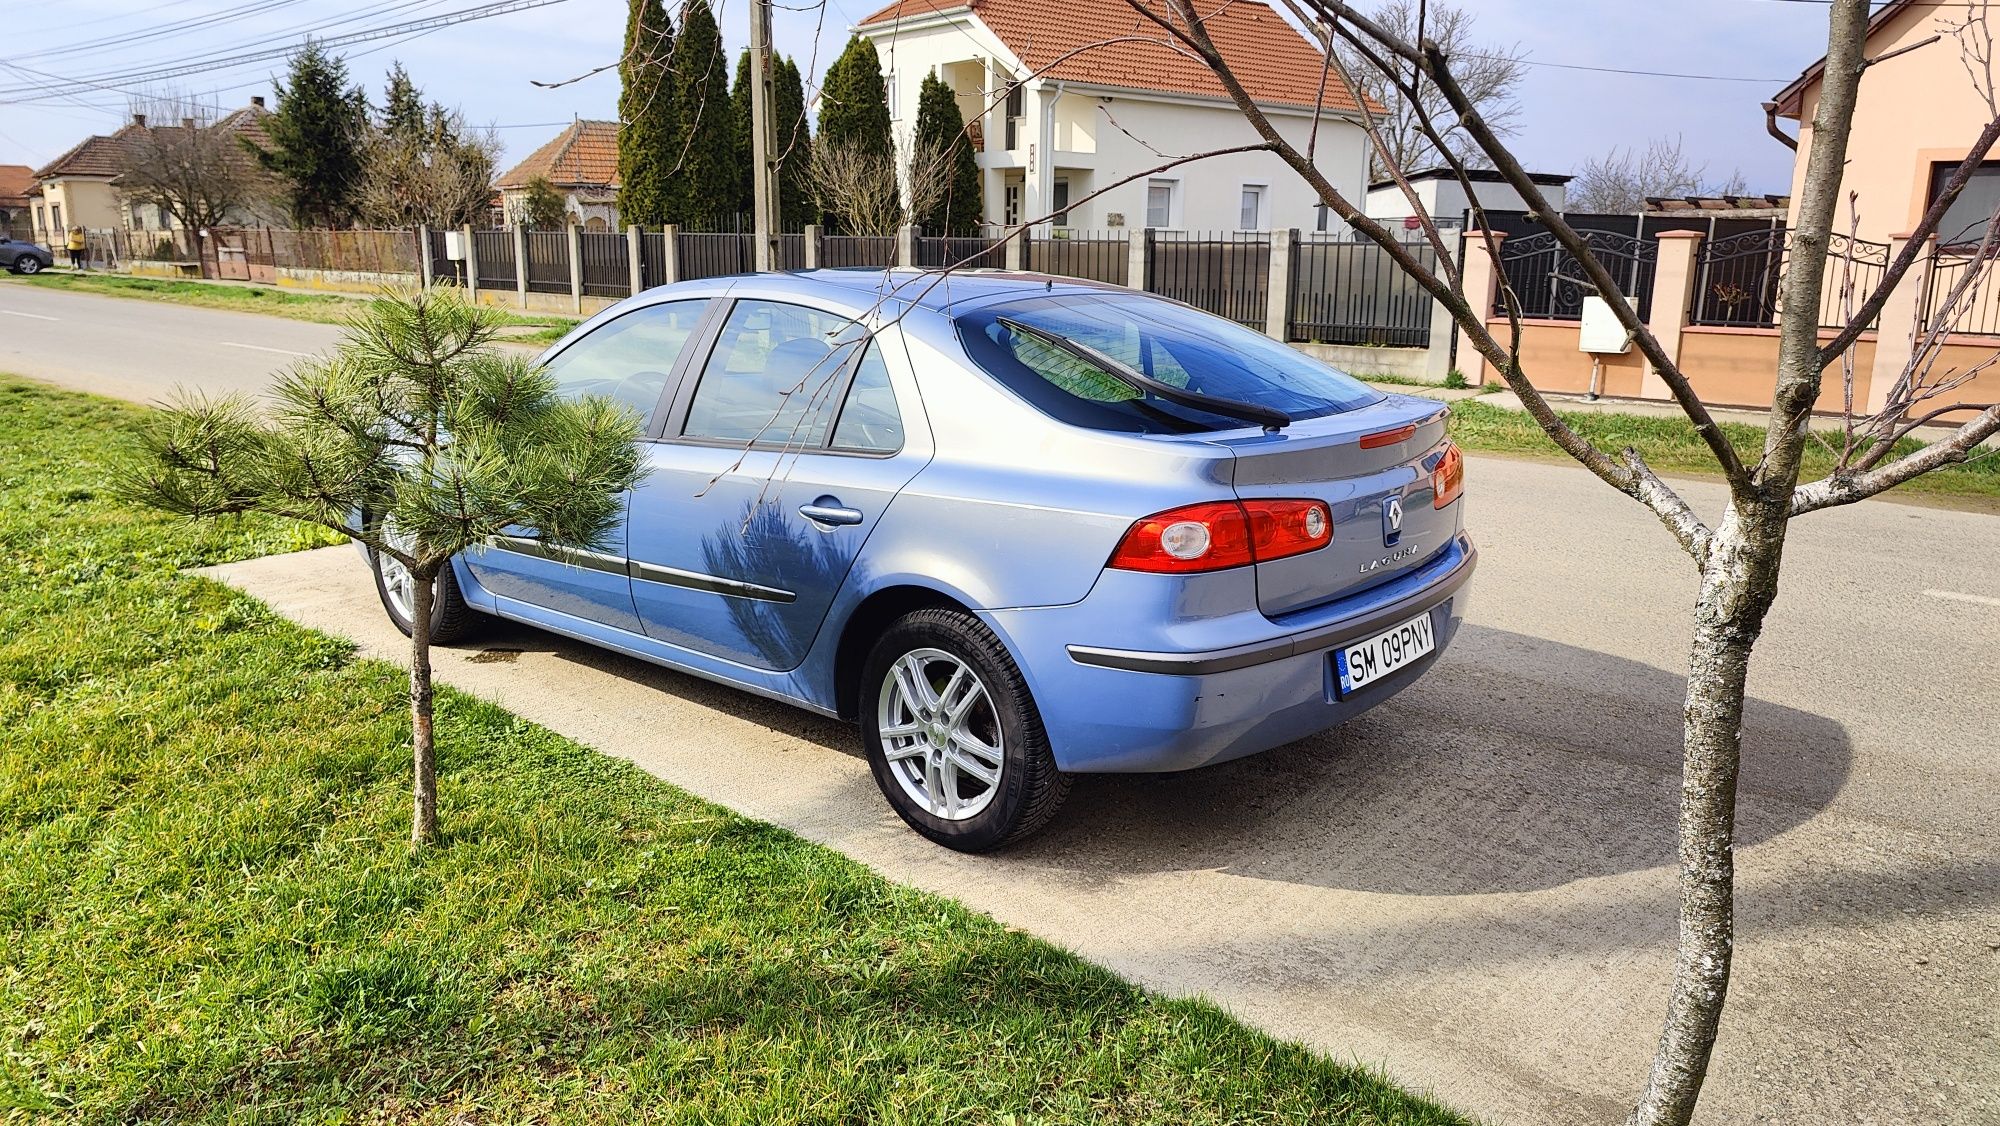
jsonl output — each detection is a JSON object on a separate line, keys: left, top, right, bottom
{"left": 956, "top": 293, "right": 1381, "bottom": 434}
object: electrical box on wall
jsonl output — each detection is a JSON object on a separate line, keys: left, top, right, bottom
{"left": 1578, "top": 296, "right": 1630, "bottom": 353}
{"left": 443, "top": 230, "right": 465, "bottom": 261}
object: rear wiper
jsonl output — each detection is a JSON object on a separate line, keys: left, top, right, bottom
{"left": 996, "top": 316, "right": 1290, "bottom": 432}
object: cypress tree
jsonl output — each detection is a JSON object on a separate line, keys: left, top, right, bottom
{"left": 381, "top": 62, "right": 427, "bottom": 140}
{"left": 668, "top": 0, "right": 740, "bottom": 230}
{"left": 729, "top": 50, "right": 753, "bottom": 220}
{"left": 616, "top": 0, "right": 677, "bottom": 227}
{"left": 913, "top": 72, "right": 983, "bottom": 235}
{"left": 818, "top": 36, "right": 893, "bottom": 157}
{"left": 773, "top": 56, "right": 813, "bottom": 230}
{"left": 257, "top": 41, "right": 370, "bottom": 226}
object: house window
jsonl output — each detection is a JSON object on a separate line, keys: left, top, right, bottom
{"left": 886, "top": 71, "right": 899, "bottom": 119}
{"left": 1315, "top": 205, "right": 1330, "bottom": 233}
{"left": 1238, "top": 184, "right": 1266, "bottom": 231}
{"left": 50, "top": 203, "right": 62, "bottom": 233}
{"left": 1929, "top": 160, "right": 2000, "bottom": 247}
{"left": 1052, "top": 177, "right": 1070, "bottom": 227}
{"left": 1004, "top": 181, "right": 1022, "bottom": 225}
{"left": 1004, "top": 82, "right": 1024, "bottom": 150}
{"left": 1146, "top": 179, "right": 1176, "bottom": 228}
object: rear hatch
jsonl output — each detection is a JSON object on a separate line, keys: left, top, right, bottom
{"left": 1206, "top": 394, "right": 1455, "bottom": 617}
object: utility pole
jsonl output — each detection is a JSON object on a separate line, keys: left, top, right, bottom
{"left": 748, "top": 0, "right": 782, "bottom": 271}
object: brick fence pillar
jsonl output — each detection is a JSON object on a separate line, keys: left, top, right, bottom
{"left": 1645, "top": 229, "right": 1705, "bottom": 401}
{"left": 1456, "top": 230, "right": 1505, "bottom": 382}
{"left": 1864, "top": 233, "right": 1934, "bottom": 415}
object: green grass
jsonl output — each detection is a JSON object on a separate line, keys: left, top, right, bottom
{"left": 1446, "top": 399, "right": 2000, "bottom": 503}
{"left": 0, "top": 374, "right": 1464, "bottom": 1123}
{"left": 0, "top": 271, "right": 577, "bottom": 340}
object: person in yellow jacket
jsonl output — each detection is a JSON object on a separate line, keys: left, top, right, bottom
{"left": 64, "top": 227, "right": 86, "bottom": 270}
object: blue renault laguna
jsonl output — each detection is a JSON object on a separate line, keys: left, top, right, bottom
{"left": 366, "top": 269, "right": 1474, "bottom": 851}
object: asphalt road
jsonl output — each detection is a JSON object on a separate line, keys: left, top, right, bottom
{"left": 13, "top": 283, "right": 1998, "bottom": 1123}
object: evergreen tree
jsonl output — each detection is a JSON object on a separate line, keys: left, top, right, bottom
{"left": 818, "top": 36, "right": 893, "bottom": 157}
{"left": 381, "top": 61, "right": 427, "bottom": 140}
{"left": 667, "top": 0, "right": 740, "bottom": 229}
{"left": 729, "top": 50, "right": 754, "bottom": 219}
{"left": 616, "top": 0, "right": 677, "bottom": 227}
{"left": 913, "top": 72, "right": 982, "bottom": 235}
{"left": 256, "top": 41, "right": 370, "bottom": 226}
{"left": 773, "top": 56, "right": 813, "bottom": 230}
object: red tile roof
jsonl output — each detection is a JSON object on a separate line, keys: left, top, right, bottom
{"left": 856, "top": 0, "right": 1366, "bottom": 113}
{"left": 495, "top": 119, "right": 621, "bottom": 190}
{"left": 0, "top": 164, "right": 33, "bottom": 209}
{"left": 32, "top": 105, "right": 273, "bottom": 182}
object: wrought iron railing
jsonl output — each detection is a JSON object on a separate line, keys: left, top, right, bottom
{"left": 1690, "top": 230, "right": 1887, "bottom": 331}
{"left": 1494, "top": 229, "right": 1657, "bottom": 321}
{"left": 1920, "top": 243, "right": 2000, "bottom": 337}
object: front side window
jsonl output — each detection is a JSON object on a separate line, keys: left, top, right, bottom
{"left": 958, "top": 293, "right": 1381, "bottom": 434}
{"left": 540, "top": 298, "right": 708, "bottom": 427}
{"left": 684, "top": 299, "right": 864, "bottom": 446}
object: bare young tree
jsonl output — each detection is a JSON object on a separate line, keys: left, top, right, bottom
{"left": 1101, "top": 0, "right": 2000, "bottom": 1123}
{"left": 358, "top": 108, "right": 500, "bottom": 229}
{"left": 808, "top": 135, "right": 950, "bottom": 236}
{"left": 1334, "top": 0, "right": 1525, "bottom": 177}
{"left": 1568, "top": 136, "right": 1740, "bottom": 213}
{"left": 115, "top": 93, "right": 274, "bottom": 251}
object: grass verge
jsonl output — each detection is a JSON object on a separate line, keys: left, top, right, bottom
{"left": 1447, "top": 399, "right": 2000, "bottom": 504}
{"left": 0, "top": 374, "right": 1463, "bottom": 1124}
{"left": 0, "top": 271, "right": 576, "bottom": 341}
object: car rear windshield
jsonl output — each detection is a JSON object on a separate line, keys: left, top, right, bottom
{"left": 956, "top": 293, "right": 1381, "bottom": 434}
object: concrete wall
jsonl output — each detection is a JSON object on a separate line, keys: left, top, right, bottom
{"left": 1293, "top": 342, "right": 1433, "bottom": 381}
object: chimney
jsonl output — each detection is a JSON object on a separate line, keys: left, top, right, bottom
{"left": 251, "top": 95, "right": 266, "bottom": 109}
{"left": 132, "top": 113, "right": 146, "bottom": 127}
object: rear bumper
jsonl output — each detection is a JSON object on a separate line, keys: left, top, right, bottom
{"left": 984, "top": 535, "right": 1475, "bottom": 773}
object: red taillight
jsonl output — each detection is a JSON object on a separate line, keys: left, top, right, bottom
{"left": 1108, "top": 499, "right": 1331, "bottom": 574}
{"left": 1360, "top": 423, "right": 1418, "bottom": 449}
{"left": 1432, "top": 442, "right": 1464, "bottom": 509}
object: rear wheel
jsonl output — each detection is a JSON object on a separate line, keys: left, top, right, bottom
{"left": 861, "top": 609, "right": 1069, "bottom": 851}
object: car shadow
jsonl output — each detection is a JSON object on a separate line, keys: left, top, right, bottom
{"left": 1010, "top": 623, "right": 1854, "bottom": 895}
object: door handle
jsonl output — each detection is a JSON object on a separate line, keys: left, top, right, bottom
{"left": 799, "top": 501, "right": 864, "bottom": 527}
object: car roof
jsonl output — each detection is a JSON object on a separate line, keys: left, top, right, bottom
{"left": 665, "top": 267, "right": 1129, "bottom": 315}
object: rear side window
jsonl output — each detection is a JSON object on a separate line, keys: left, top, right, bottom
{"left": 684, "top": 299, "right": 863, "bottom": 446}
{"left": 541, "top": 299, "right": 708, "bottom": 427}
{"left": 830, "top": 343, "right": 903, "bottom": 453}
{"left": 957, "top": 293, "right": 1380, "bottom": 433}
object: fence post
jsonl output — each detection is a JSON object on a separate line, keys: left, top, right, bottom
{"left": 1423, "top": 256, "right": 1459, "bottom": 382}
{"left": 660, "top": 224, "right": 680, "bottom": 284}
{"left": 1001, "top": 226, "right": 1023, "bottom": 271}
{"left": 1863, "top": 232, "right": 1934, "bottom": 415}
{"left": 461, "top": 223, "right": 479, "bottom": 299}
{"left": 1264, "top": 228, "right": 1296, "bottom": 341}
{"left": 1456, "top": 230, "right": 1506, "bottom": 383}
{"left": 513, "top": 223, "right": 528, "bottom": 308}
{"left": 897, "top": 223, "right": 917, "bottom": 268}
{"left": 566, "top": 222, "right": 583, "bottom": 313}
{"left": 803, "top": 224, "right": 822, "bottom": 269}
{"left": 417, "top": 224, "right": 432, "bottom": 289}
{"left": 1644, "top": 230, "right": 1704, "bottom": 402}
{"left": 1127, "top": 229, "right": 1148, "bottom": 290}
{"left": 626, "top": 224, "right": 644, "bottom": 295}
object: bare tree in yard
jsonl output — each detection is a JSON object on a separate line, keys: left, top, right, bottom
{"left": 1335, "top": 0, "right": 1525, "bottom": 177}
{"left": 115, "top": 93, "right": 273, "bottom": 255}
{"left": 119, "top": 291, "right": 646, "bottom": 846}
{"left": 358, "top": 107, "right": 500, "bottom": 229}
{"left": 1094, "top": 0, "right": 2000, "bottom": 1122}
{"left": 809, "top": 135, "right": 951, "bottom": 236}
{"left": 1569, "top": 135, "right": 1745, "bottom": 213}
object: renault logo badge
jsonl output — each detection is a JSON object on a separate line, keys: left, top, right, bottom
{"left": 1383, "top": 496, "right": 1404, "bottom": 546}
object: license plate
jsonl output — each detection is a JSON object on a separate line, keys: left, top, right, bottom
{"left": 1333, "top": 610, "right": 1437, "bottom": 697}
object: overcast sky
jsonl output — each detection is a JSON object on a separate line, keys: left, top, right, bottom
{"left": 2, "top": 0, "right": 1869, "bottom": 196}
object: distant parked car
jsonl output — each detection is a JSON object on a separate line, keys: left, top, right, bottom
{"left": 364, "top": 270, "right": 1475, "bottom": 851}
{"left": 2, "top": 237, "right": 53, "bottom": 274}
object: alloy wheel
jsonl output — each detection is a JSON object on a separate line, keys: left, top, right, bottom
{"left": 877, "top": 647, "right": 1006, "bottom": 821}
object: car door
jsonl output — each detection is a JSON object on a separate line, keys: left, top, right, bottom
{"left": 460, "top": 296, "right": 714, "bottom": 633}
{"left": 625, "top": 296, "right": 930, "bottom": 671}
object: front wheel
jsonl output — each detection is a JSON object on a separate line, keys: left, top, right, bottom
{"left": 371, "top": 545, "right": 481, "bottom": 644}
{"left": 861, "top": 608, "right": 1070, "bottom": 852}
{"left": 12, "top": 257, "right": 40, "bottom": 275}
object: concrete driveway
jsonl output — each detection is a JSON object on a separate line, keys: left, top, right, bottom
{"left": 202, "top": 456, "right": 2000, "bottom": 1126}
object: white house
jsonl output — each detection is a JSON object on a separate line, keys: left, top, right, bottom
{"left": 1363, "top": 167, "right": 1572, "bottom": 228}
{"left": 855, "top": 0, "right": 1374, "bottom": 233}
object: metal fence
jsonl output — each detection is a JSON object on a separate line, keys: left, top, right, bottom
{"left": 1690, "top": 229, "right": 1887, "bottom": 331}
{"left": 821, "top": 234, "right": 897, "bottom": 269}
{"left": 472, "top": 230, "right": 515, "bottom": 290}
{"left": 1024, "top": 231, "right": 1128, "bottom": 286}
{"left": 1921, "top": 244, "right": 2000, "bottom": 336}
{"left": 1495, "top": 229, "right": 1658, "bottom": 320}
{"left": 523, "top": 230, "right": 569, "bottom": 294}
{"left": 1146, "top": 230, "right": 1270, "bottom": 328}
{"left": 914, "top": 231, "right": 1007, "bottom": 270}
{"left": 1289, "top": 235, "right": 1436, "bottom": 346}
{"left": 677, "top": 231, "right": 752, "bottom": 280}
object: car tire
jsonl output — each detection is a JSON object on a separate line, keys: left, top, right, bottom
{"left": 860, "top": 608, "right": 1070, "bottom": 852}
{"left": 12, "top": 257, "right": 39, "bottom": 275}
{"left": 370, "top": 546, "right": 482, "bottom": 645}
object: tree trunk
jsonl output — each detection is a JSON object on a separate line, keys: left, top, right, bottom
{"left": 1629, "top": 503, "right": 1786, "bottom": 1126}
{"left": 409, "top": 564, "right": 438, "bottom": 847}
